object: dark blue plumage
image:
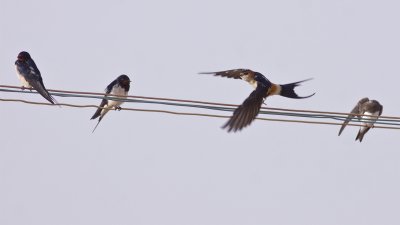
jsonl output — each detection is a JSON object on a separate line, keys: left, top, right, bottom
{"left": 15, "top": 51, "right": 56, "bottom": 104}
{"left": 91, "top": 75, "right": 131, "bottom": 132}
{"left": 200, "top": 69, "right": 314, "bottom": 132}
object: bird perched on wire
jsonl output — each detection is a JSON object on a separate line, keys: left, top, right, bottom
{"left": 15, "top": 51, "right": 57, "bottom": 104}
{"left": 200, "top": 69, "right": 315, "bottom": 132}
{"left": 91, "top": 75, "right": 131, "bottom": 133}
{"left": 338, "top": 97, "right": 383, "bottom": 142}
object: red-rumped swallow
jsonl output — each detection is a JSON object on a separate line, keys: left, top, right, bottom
{"left": 91, "top": 75, "right": 131, "bottom": 132}
{"left": 338, "top": 97, "right": 383, "bottom": 142}
{"left": 15, "top": 51, "right": 57, "bottom": 104}
{"left": 200, "top": 69, "right": 315, "bottom": 132}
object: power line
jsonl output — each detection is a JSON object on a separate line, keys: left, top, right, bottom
{"left": 1, "top": 97, "right": 399, "bottom": 130}
{"left": 1, "top": 84, "right": 398, "bottom": 119}
{"left": 0, "top": 84, "right": 399, "bottom": 130}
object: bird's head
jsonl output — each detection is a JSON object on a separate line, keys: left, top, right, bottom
{"left": 17, "top": 51, "right": 31, "bottom": 62}
{"left": 117, "top": 74, "right": 131, "bottom": 86}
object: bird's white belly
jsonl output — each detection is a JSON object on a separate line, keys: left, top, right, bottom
{"left": 107, "top": 99, "right": 123, "bottom": 108}
{"left": 362, "top": 112, "right": 379, "bottom": 126}
{"left": 17, "top": 73, "right": 32, "bottom": 88}
{"left": 100, "top": 99, "right": 124, "bottom": 117}
{"left": 106, "top": 86, "right": 128, "bottom": 109}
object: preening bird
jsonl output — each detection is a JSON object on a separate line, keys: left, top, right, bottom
{"left": 200, "top": 69, "right": 315, "bottom": 132}
{"left": 338, "top": 97, "right": 383, "bottom": 142}
{"left": 91, "top": 75, "right": 131, "bottom": 132}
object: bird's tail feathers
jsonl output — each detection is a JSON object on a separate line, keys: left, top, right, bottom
{"left": 92, "top": 116, "right": 103, "bottom": 133}
{"left": 91, "top": 108, "right": 111, "bottom": 133}
{"left": 279, "top": 78, "right": 315, "bottom": 99}
{"left": 91, "top": 108, "right": 102, "bottom": 120}
{"left": 30, "top": 81, "right": 60, "bottom": 107}
{"left": 49, "top": 94, "right": 61, "bottom": 108}
{"left": 355, "top": 127, "right": 370, "bottom": 142}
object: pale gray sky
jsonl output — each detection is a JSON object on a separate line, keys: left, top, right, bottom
{"left": 1, "top": 0, "right": 400, "bottom": 225}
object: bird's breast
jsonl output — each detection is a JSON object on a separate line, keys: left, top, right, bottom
{"left": 362, "top": 111, "right": 380, "bottom": 126}
{"left": 107, "top": 85, "right": 128, "bottom": 107}
{"left": 16, "top": 72, "right": 32, "bottom": 88}
{"left": 110, "top": 85, "right": 128, "bottom": 96}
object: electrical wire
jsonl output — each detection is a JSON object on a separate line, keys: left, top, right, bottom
{"left": 1, "top": 97, "right": 399, "bottom": 130}
{"left": 0, "top": 84, "right": 399, "bottom": 130}
{"left": 1, "top": 84, "right": 397, "bottom": 118}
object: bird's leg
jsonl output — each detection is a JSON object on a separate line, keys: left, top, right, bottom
{"left": 20, "top": 86, "right": 33, "bottom": 91}
{"left": 114, "top": 106, "right": 122, "bottom": 111}
{"left": 262, "top": 98, "right": 267, "bottom": 106}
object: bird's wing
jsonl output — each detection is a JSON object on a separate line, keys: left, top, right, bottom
{"left": 199, "top": 69, "right": 254, "bottom": 79}
{"left": 90, "top": 81, "right": 115, "bottom": 120}
{"left": 90, "top": 98, "right": 108, "bottom": 120}
{"left": 338, "top": 98, "right": 369, "bottom": 136}
{"left": 25, "top": 61, "right": 56, "bottom": 104}
{"left": 105, "top": 79, "right": 118, "bottom": 93}
{"left": 28, "top": 79, "right": 56, "bottom": 104}
{"left": 222, "top": 82, "right": 269, "bottom": 132}
{"left": 356, "top": 98, "right": 370, "bottom": 119}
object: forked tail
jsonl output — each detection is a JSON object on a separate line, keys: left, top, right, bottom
{"left": 92, "top": 118, "right": 102, "bottom": 133}
{"left": 355, "top": 127, "right": 370, "bottom": 142}
{"left": 279, "top": 78, "right": 315, "bottom": 99}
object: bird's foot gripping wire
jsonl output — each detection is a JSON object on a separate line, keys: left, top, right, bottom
{"left": 114, "top": 106, "right": 122, "bottom": 111}
{"left": 21, "top": 86, "right": 33, "bottom": 92}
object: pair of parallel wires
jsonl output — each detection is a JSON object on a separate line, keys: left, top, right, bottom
{"left": 0, "top": 84, "right": 399, "bottom": 131}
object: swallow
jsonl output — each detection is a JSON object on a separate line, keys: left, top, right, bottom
{"left": 15, "top": 51, "right": 57, "bottom": 104}
{"left": 338, "top": 97, "right": 383, "bottom": 142}
{"left": 91, "top": 74, "right": 131, "bottom": 132}
{"left": 200, "top": 69, "right": 315, "bottom": 132}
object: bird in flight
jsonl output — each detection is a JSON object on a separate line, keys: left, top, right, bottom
{"left": 91, "top": 74, "right": 131, "bottom": 132}
{"left": 338, "top": 97, "right": 383, "bottom": 142}
{"left": 15, "top": 51, "right": 57, "bottom": 104}
{"left": 200, "top": 69, "right": 315, "bottom": 132}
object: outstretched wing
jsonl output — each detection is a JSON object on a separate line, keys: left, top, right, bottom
{"left": 199, "top": 69, "right": 254, "bottom": 79}
{"left": 222, "top": 82, "right": 269, "bottom": 132}
{"left": 338, "top": 98, "right": 369, "bottom": 136}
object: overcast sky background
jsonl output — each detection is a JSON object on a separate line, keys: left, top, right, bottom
{"left": 1, "top": 0, "right": 400, "bottom": 224}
